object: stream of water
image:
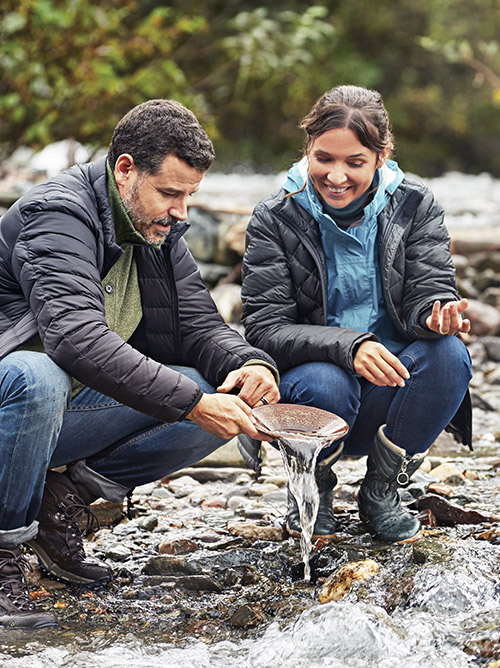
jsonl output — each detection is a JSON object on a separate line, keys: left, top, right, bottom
{"left": 278, "top": 436, "right": 332, "bottom": 582}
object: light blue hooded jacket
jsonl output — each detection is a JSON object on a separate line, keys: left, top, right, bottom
{"left": 282, "top": 157, "right": 407, "bottom": 354}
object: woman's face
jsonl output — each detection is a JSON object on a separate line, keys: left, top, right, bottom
{"left": 308, "top": 127, "right": 385, "bottom": 209}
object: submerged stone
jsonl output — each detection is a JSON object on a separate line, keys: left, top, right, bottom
{"left": 230, "top": 603, "right": 267, "bottom": 627}
{"left": 318, "top": 559, "right": 380, "bottom": 603}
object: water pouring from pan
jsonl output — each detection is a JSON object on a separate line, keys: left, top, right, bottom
{"left": 252, "top": 404, "right": 349, "bottom": 581}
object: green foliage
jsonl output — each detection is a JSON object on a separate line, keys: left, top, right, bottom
{"left": 0, "top": 0, "right": 499, "bottom": 175}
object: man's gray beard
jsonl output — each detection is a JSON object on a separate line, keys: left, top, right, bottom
{"left": 122, "top": 187, "right": 177, "bottom": 246}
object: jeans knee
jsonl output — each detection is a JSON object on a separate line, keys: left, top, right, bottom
{"left": 0, "top": 351, "right": 71, "bottom": 416}
{"left": 279, "top": 362, "right": 360, "bottom": 425}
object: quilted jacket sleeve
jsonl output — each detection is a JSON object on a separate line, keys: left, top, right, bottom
{"left": 172, "top": 237, "right": 278, "bottom": 388}
{"left": 381, "top": 182, "right": 460, "bottom": 339}
{"left": 241, "top": 199, "right": 375, "bottom": 373}
{"left": 11, "top": 201, "right": 203, "bottom": 423}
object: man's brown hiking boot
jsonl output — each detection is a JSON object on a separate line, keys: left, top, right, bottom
{"left": 0, "top": 547, "right": 58, "bottom": 629}
{"left": 26, "top": 470, "right": 113, "bottom": 585}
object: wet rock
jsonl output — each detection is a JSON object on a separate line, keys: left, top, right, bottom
{"left": 409, "top": 493, "right": 500, "bottom": 526}
{"left": 166, "top": 475, "right": 201, "bottom": 497}
{"left": 106, "top": 543, "right": 133, "bottom": 561}
{"left": 427, "top": 482, "right": 454, "bottom": 497}
{"left": 136, "top": 515, "right": 158, "bottom": 531}
{"left": 412, "top": 537, "right": 454, "bottom": 564}
{"left": 227, "top": 521, "right": 287, "bottom": 541}
{"left": 430, "top": 463, "right": 466, "bottom": 484}
{"left": 201, "top": 496, "right": 227, "bottom": 509}
{"left": 318, "top": 559, "right": 379, "bottom": 603}
{"left": 261, "top": 490, "right": 287, "bottom": 504}
{"left": 247, "top": 482, "right": 280, "bottom": 497}
{"left": 230, "top": 603, "right": 267, "bottom": 627}
{"left": 158, "top": 538, "right": 198, "bottom": 555}
{"left": 227, "top": 496, "right": 251, "bottom": 511}
{"left": 143, "top": 555, "right": 196, "bottom": 575}
{"left": 88, "top": 500, "right": 124, "bottom": 528}
{"left": 142, "top": 574, "right": 223, "bottom": 592}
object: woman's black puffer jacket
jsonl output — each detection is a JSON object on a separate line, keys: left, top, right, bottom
{"left": 0, "top": 157, "right": 276, "bottom": 423}
{"left": 241, "top": 177, "right": 471, "bottom": 446}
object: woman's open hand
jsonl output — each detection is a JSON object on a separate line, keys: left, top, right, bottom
{"left": 353, "top": 341, "right": 410, "bottom": 387}
{"left": 425, "top": 298, "right": 470, "bottom": 336}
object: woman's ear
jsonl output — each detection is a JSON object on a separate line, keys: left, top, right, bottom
{"left": 377, "top": 147, "right": 390, "bottom": 169}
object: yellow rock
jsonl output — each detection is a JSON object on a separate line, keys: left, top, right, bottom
{"left": 319, "top": 559, "right": 380, "bottom": 603}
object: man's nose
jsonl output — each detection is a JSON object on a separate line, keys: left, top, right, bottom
{"left": 169, "top": 198, "right": 188, "bottom": 222}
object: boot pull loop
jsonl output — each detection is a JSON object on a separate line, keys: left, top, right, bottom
{"left": 396, "top": 459, "right": 410, "bottom": 486}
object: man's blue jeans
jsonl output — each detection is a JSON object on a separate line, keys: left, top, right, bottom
{"left": 0, "top": 351, "right": 226, "bottom": 545}
{"left": 279, "top": 337, "right": 472, "bottom": 460}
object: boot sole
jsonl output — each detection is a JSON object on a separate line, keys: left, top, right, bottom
{"left": 358, "top": 515, "right": 423, "bottom": 544}
{"left": 26, "top": 540, "right": 112, "bottom": 585}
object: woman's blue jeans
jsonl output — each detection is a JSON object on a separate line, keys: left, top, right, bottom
{"left": 279, "top": 337, "right": 472, "bottom": 461}
{"left": 0, "top": 351, "right": 226, "bottom": 544}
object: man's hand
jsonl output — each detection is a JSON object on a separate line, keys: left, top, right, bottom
{"left": 425, "top": 298, "right": 471, "bottom": 336}
{"left": 354, "top": 340, "right": 410, "bottom": 387}
{"left": 217, "top": 365, "right": 280, "bottom": 408}
{"left": 186, "top": 392, "right": 273, "bottom": 441}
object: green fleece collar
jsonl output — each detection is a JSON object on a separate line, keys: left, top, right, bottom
{"left": 106, "top": 160, "right": 160, "bottom": 248}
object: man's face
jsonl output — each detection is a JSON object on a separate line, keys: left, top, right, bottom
{"left": 115, "top": 153, "right": 204, "bottom": 246}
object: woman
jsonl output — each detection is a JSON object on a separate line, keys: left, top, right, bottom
{"left": 241, "top": 85, "right": 472, "bottom": 543}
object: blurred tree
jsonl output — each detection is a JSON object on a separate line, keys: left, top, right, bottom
{"left": 0, "top": 0, "right": 499, "bottom": 175}
{"left": 0, "top": 0, "right": 210, "bottom": 162}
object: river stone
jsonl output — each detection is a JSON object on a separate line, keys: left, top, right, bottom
{"left": 158, "top": 538, "right": 198, "bottom": 555}
{"left": 230, "top": 603, "right": 267, "bottom": 627}
{"left": 210, "top": 283, "right": 242, "bottom": 324}
{"left": 184, "top": 207, "right": 219, "bottom": 262}
{"left": 464, "top": 299, "right": 500, "bottom": 336}
{"left": 482, "top": 287, "right": 500, "bottom": 307}
{"left": 136, "top": 515, "right": 158, "bottom": 531}
{"left": 318, "top": 559, "right": 380, "bottom": 603}
{"left": 227, "top": 521, "right": 287, "bottom": 541}
{"left": 430, "top": 463, "right": 466, "bottom": 484}
{"left": 261, "top": 490, "right": 287, "bottom": 504}
{"left": 166, "top": 475, "right": 201, "bottom": 497}
{"left": 143, "top": 555, "right": 197, "bottom": 575}
{"left": 481, "top": 336, "right": 500, "bottom": 362}
{"left": 106, "top": 543, "right": 132, "bottom": 561}
{"left": 412, "top": 537, "right": 454, "bottom": 564}
{"left": 195, "top": 437, "right": 249, "bottom": 468}
{"left": 87, "top": 500, "right": 124, "bottom": 528}
{"left": 227, "top": 495, "right": 250, "bottom": 511}
{"left": 247, "top": 482, "right": 280, "bottom": 497}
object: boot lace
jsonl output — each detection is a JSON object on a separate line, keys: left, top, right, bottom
{"left": 57, "top": 494, "right": 100, "bottom": 559}
{"left": 0, "top": 550, "right": 36, "bottom": 612}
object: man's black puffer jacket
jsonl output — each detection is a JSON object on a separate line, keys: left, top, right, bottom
{"left": 0, "top": 157, "right": 276, "bottom": 423}
{"left": 241, "top": 177, "right": 472, "bottom": 446}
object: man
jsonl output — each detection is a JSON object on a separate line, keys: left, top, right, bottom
{"left": 0, "top": 100, "right": 279, "bottom": 629}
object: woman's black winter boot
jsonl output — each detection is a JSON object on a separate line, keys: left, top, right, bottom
{"left": 358, "top": 425, "right": 428, "bottom": 543}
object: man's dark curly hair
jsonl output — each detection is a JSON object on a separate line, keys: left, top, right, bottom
{"left": 108, "top": 99, "right": 215, "bottom": 174}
